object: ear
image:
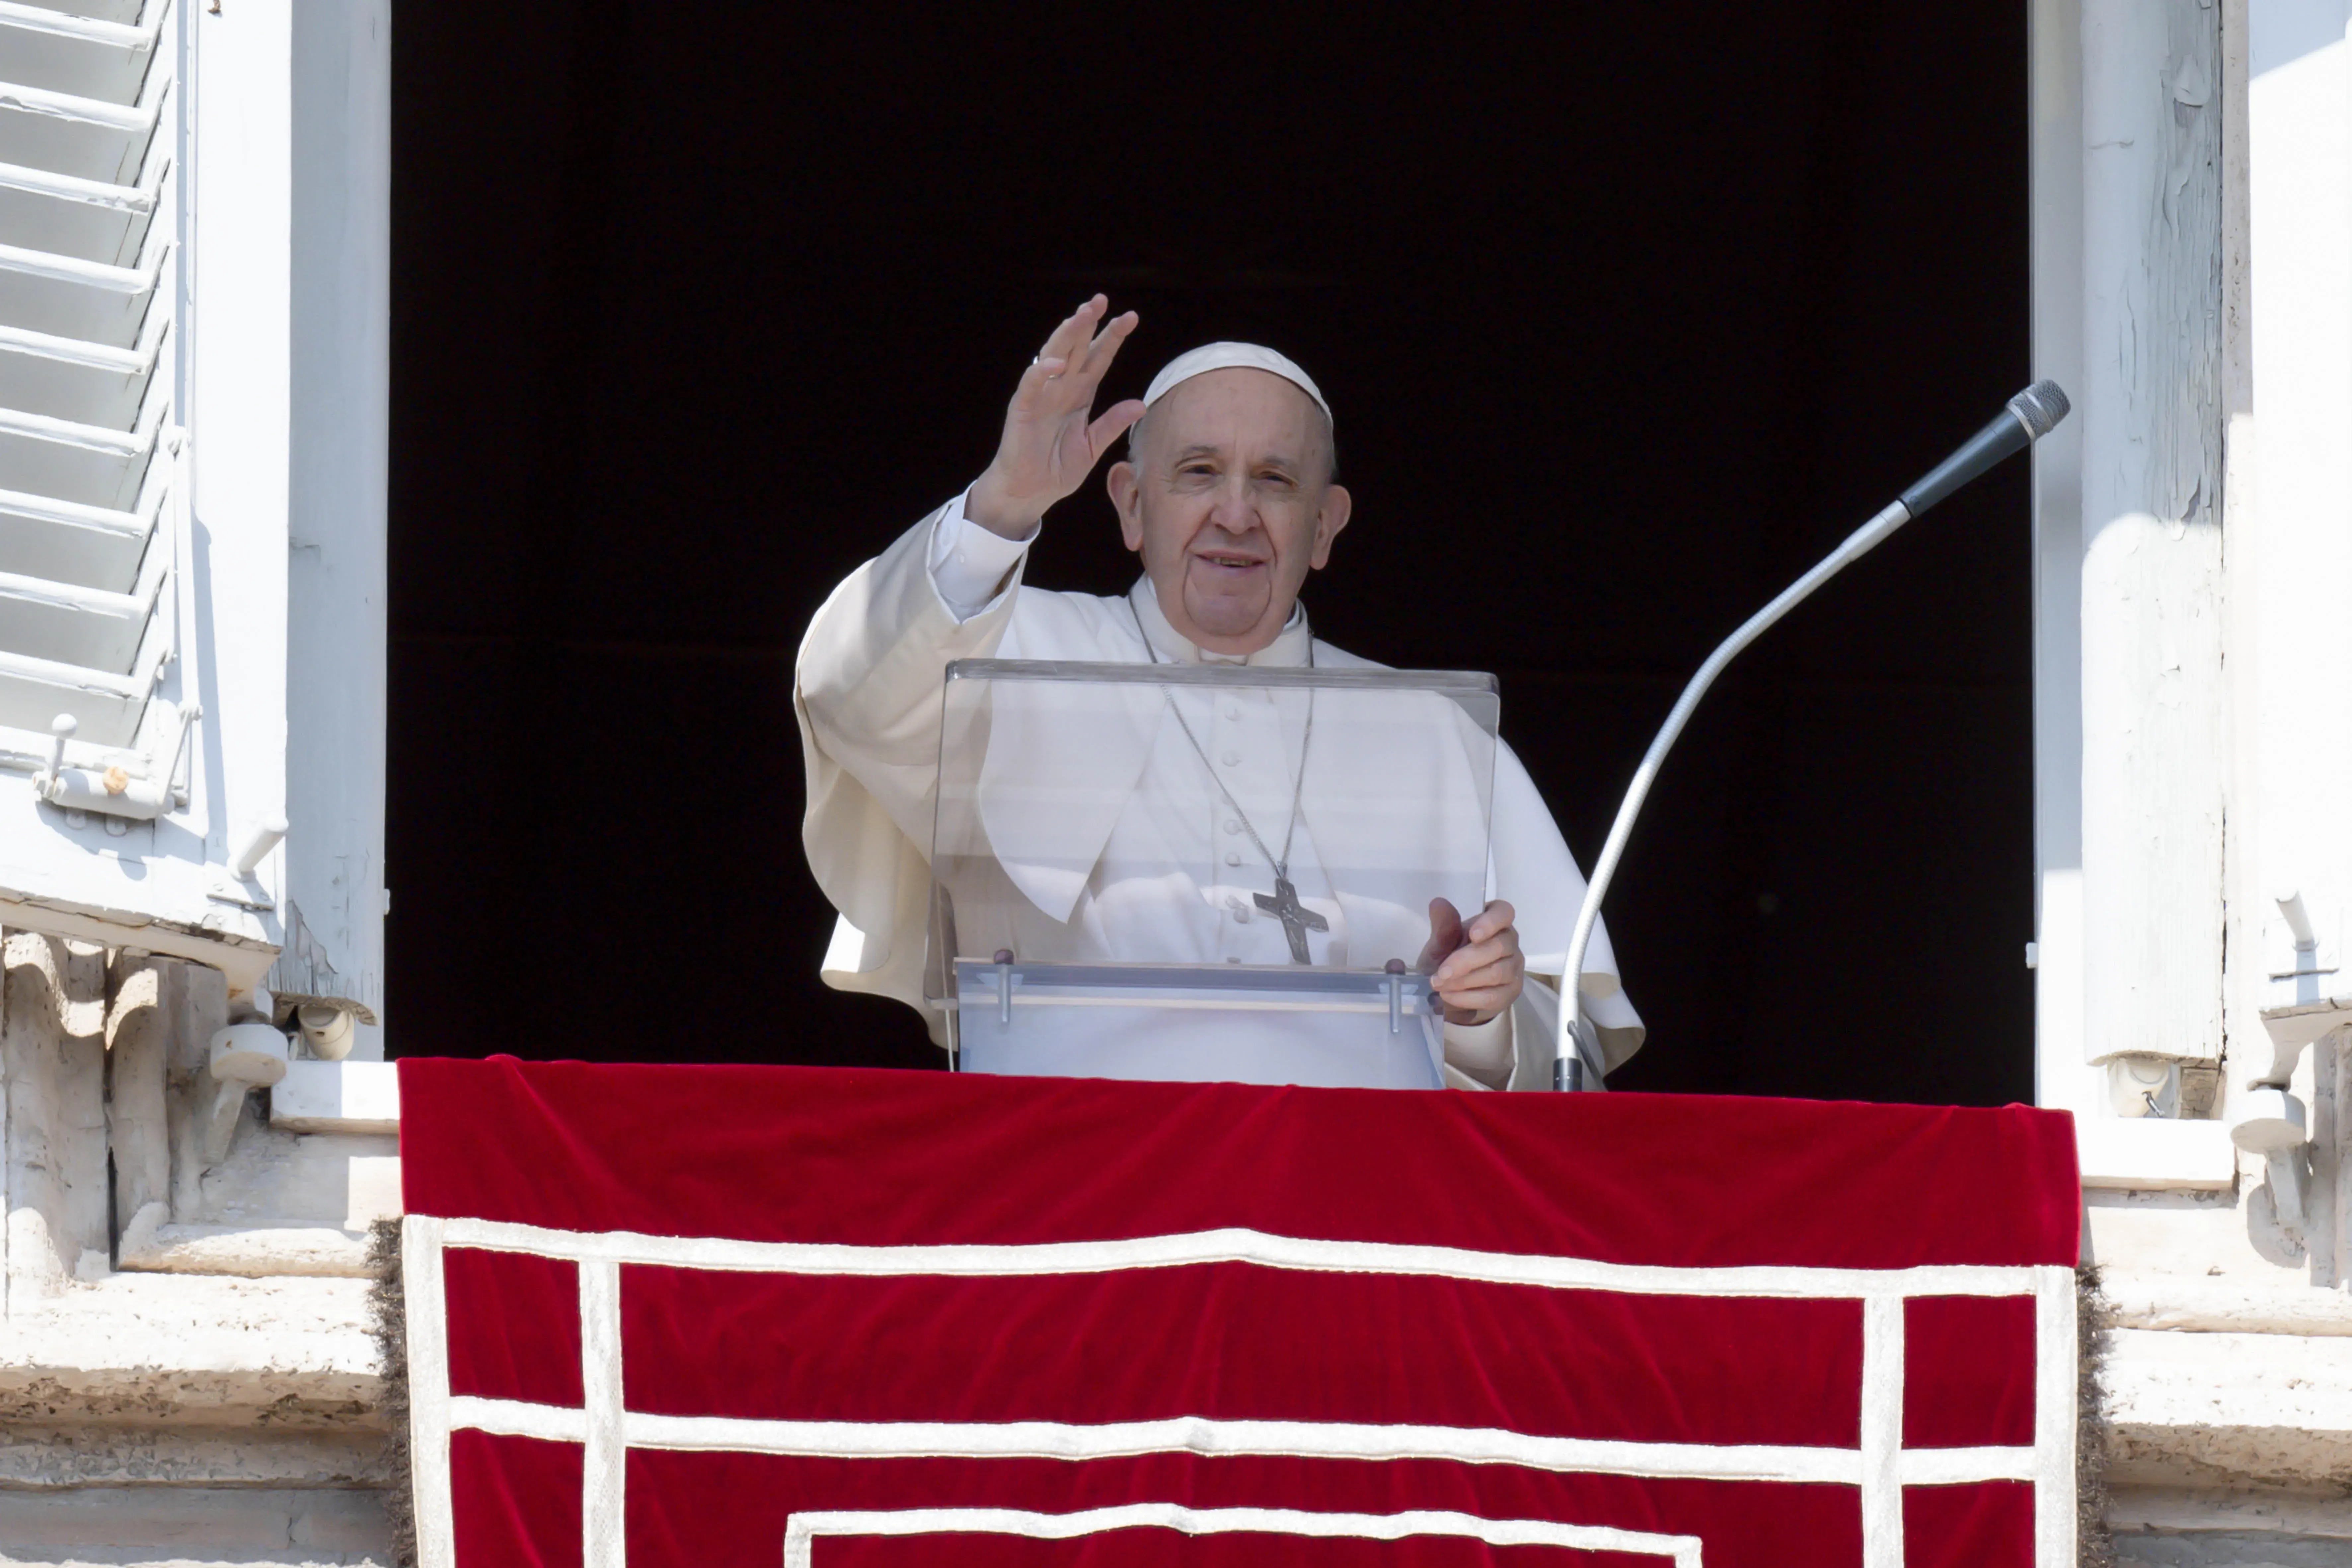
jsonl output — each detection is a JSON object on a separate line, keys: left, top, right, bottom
{"left": 1107, "top": 461, "right": 1144, "bottom": 554}
{"left": 1307, "top": 484, "right": 1352, "bottom": 570}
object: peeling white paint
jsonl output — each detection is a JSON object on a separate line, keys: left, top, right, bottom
{"left": 2079, "top": 0, "right": 2231, "bottom": 1067}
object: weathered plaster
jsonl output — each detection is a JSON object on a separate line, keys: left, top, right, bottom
{"left": 0, "top": 1425, "right": 389, "bottom": 1491}
{"left": 0, "top": 1485, "right": 389, "bottom": 1565}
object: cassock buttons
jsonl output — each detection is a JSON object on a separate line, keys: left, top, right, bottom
{"left": 1224, "top": 818, "right": 1241, "bottom": 834}
{"left": 1224, "top": 704, "right": 1241, "bottom": 720}
{"left": 1221, "top": 750, "right": 1240, "bottom": 766}
{"left": 1225, "top": 851, "right": 1241, "bottom": 866}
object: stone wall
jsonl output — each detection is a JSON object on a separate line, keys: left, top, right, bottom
{"left": 2096, "top": 1045, "right": 2352, "bottom": 1565}
{"left": 0, "top": 933, "right": 394, "bottom": 1567}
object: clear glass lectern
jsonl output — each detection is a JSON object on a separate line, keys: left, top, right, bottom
{"left": 930, "top": 659, "right": 1499, "bottom": 1088}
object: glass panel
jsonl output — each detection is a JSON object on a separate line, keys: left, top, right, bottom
{"left": 930, "top": 659, "right": 1499, "bottom": 1088}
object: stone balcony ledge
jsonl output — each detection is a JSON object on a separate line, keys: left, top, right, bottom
{"left": 0, "top": 1270, "right": 384, "bottom": 1428}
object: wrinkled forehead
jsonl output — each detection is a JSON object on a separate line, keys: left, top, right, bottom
{"left": 1139, "top": 368, "right": 1331, "bottom": 462}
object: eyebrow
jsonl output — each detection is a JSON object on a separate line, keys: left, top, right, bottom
{"left": 1169, "top": 444, "right": 1303, "bottom": 470}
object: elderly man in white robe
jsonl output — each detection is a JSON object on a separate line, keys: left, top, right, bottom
{"left": 796, "top": 297, "right": 1642, "bottom": 1089}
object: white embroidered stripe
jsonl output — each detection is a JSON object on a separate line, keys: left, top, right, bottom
{"left": 1859, "top": 1297, "right": 1904, "bottom": 1557}
{"left": 783, "top": 1505, "right": 1706, "bottom": 1567}
{"left": 443, "top": 1396, "right": 2039, "bottom": 1487}
{"left": 402, "top": 1219, "right": 458, "bottom": 1564}
{"left": 434, "top": 1216, "right": 2045, "bottom": 1300}
{"left": 579, "top": 1260, "right": 626, "bottom": 1568}
{"left": 2033, "top": 1262, "right": 2081, "bottom": 1562}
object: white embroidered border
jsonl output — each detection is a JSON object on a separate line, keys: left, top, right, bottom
{"left": 447, "top": 1397, "right": 2038, "bottom": 1489}
{"left": 435, "top": 1216, "right": 2047, "bottom": 1301}
{"left": 782, "top": 1505, "right": 1705, "bottom": 1567}
{"left": 403, "top": 1219, "right": 2079, "bottom": 1568}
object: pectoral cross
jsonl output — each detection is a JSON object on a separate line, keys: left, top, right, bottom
{"left": 1254, "top": 872, "right": 1329, "bottom": 964}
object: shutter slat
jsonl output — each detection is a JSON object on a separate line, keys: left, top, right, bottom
{"left": 0, "top": 1, "right": 160, "bottom": 106}
{"left": 0, "top": 74, "right": 160, "bottom": 181}
{"left": 0, "top": 532, "right": 157, "bottom": 669}
{"left": 0, "top": 317, "right": 157, "bottom": 429}
{"left": 0, "top": 483, "right": 151, "bottom": 591}
{"left": 0, "top": 637, "right": 146, "bottom": 743}
{"left": 0, "top": 156, "right": 158, "bottom": 266}
{"left": 5, "top": 1, "right": 147, "bottom": 28}
{"left": 0, "top": 399, "right": 156, "bottom": 510}
{"left": 0, "top": 236, "right": 159, "bottom": 345}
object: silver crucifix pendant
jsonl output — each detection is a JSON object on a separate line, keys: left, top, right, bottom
{"left": 1254, "top": 872, "right": 1330, "bottom": 964}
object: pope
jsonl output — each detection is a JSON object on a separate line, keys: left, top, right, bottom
{"left": 795, "top": 297, "right": 1643, "bottom": 1088}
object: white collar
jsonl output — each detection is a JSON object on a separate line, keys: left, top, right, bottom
{"left": 1126, "top": 578, "right": 1313, "bottom": 667}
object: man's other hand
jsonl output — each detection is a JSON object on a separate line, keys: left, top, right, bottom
{"left": 968, "top": 296, "right": 1147, "bottom": 538}
{"left": 1422, "top": 897, "right": 1526, "bottom": 1026}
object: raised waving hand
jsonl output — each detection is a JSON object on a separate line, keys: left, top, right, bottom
{"left": 966, "top": 296, "right": 1146, "bottom": 538}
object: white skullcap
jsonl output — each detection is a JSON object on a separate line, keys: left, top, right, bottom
{"left": 1141, "top": 341, "right": 1332, "bottom": 429}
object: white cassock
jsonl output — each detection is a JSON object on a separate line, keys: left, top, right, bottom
{"left": 794, "top": 492, "right": 1645, "bottom": 1090}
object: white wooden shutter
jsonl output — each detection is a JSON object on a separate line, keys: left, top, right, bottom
{"left": 0, "top": 0, "right": 182, "bottom": 763}
{"left": 0, "top": 1, "right": 388, "bottom": 1035}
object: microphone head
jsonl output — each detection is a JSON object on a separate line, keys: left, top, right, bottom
{"left": 2007, "top": 380, "right": 2071, "bottom": 439}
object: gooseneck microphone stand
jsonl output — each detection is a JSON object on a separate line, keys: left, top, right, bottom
{"left": 1554, "top": 381, "right": 2074, "bottom": 1090}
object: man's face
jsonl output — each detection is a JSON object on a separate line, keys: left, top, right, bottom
{"left": 1106, "top": 368, "right": 1351, "bottom": 655}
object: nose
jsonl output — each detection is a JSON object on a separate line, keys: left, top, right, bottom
{"left": 1207, "top": 471, "right": 1257, "bottom": 534}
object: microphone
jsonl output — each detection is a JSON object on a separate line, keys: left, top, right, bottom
{"left": 1553, "top": 381, "right": 2072, "bottom": 1090}
{"left": 1899, "top": 380, "right": 2071, "bottom": 518}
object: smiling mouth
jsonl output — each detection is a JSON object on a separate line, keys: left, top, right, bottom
{"left": 1193, "top": 551, "right": 1265, "bottom": 573}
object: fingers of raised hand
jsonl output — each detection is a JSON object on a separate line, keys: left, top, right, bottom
{"left": 1037, "top": 295, "right": 1107, "bottom": 369}
{"left": 1074, "top": 310, "right": 1140, "bottom": 384}
{"left": 1016, "top": 300, "right": 1140, "bottom": 432}
{"left": 1014, "top": 355, "right": 1071, "bottom": 412}
{"left": 1036, "top": 299, "right": 1136, "bottom": 383}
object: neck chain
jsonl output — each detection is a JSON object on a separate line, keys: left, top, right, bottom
{"left": 1132, "top": 599, "right": 1327, "bottom": 962}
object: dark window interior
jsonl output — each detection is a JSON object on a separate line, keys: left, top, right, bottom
{"left": 388, "top": 3, "right": 2031, "bottom": 1104}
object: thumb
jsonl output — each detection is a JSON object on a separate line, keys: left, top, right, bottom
{"left": 1420, "top": 897, "right": 1463, "bottom": 970}
{"left": 1086, "top": 399, "right": 1149, "bottom": 457}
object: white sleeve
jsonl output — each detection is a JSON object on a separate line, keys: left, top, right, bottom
{"left": 927, "top": 486, "right": 1038, "bottom": 622}
{"left": 1442, "top": 1009, "right": 1514, "bottom": 1089}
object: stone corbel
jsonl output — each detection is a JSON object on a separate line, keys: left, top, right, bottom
{"left": 2230, "top": 893, "right": 2352, "bottom": 1235}
{"left": 103, "top": 951, "right": 229, "bottom": 1255}
{"left": 2, "top": 932, "right": 111, "bottom": 1304}
{"left": 202, "top": 1023, "right": 290, "bottom": 1164}
{"left": 2237, "top": 1001, "right": 2352, "bottom": 1237}
{"left": 2235, "top": 1084, "right": 2314, "bottom": 1236}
